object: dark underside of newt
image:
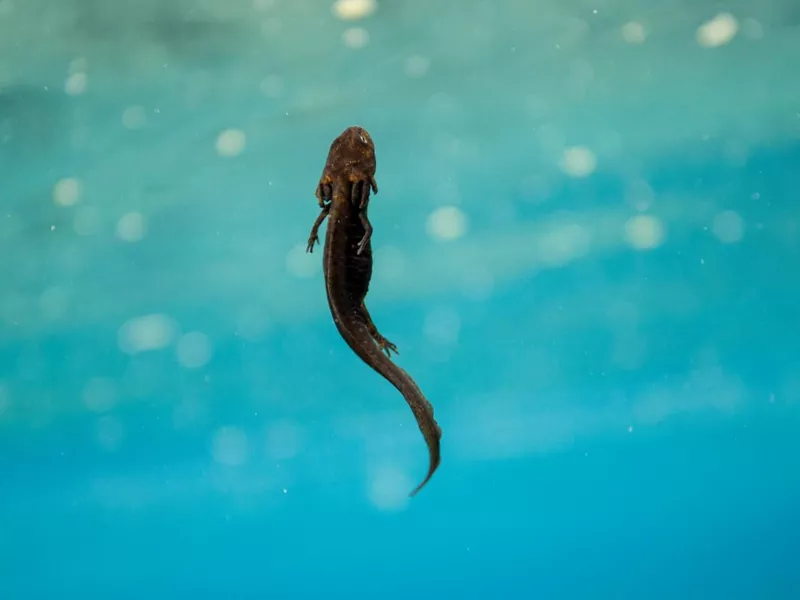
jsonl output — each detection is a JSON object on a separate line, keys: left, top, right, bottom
{"left": 306, "top": 126, "right": 442, "bottom": 497}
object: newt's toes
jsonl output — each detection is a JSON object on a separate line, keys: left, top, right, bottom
{"left": 379, "top": 338, "right": 398, "bottom": 357}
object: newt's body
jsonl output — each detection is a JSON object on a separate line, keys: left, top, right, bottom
{"left": 306, "top": 126, "right": 441, "bottom": 497}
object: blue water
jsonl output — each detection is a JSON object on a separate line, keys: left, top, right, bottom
{"left": 2, "top": 1, "right": 800, "bottom": 598}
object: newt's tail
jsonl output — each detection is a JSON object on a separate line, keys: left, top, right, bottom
{"left": 336, "top": 317, "right": 442, "bottom": 497}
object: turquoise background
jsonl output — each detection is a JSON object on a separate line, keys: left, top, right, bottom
{"left": 1, "top": 1, "right": 799, "bottom": 598}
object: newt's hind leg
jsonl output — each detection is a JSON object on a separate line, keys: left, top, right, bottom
{"left": 359, "top": 302, "right": 398, "bottom": 357}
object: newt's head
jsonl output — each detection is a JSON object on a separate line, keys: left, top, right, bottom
{"left": 326, "top": 125, "right": 377, "bottom": 177}
{"left": 339, "top": 126, "right": 374, "bottom": 150}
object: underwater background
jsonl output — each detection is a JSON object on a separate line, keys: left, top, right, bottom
{"left": 2, "top": 0, "right": 800, "bottom": 597}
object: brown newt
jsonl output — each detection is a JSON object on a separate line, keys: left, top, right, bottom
{"left": 306, "top": 125, "right": 442, "bottom": 497}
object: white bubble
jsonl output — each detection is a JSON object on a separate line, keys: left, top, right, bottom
{"left": 624, "top": 215, "right": 665, "bottom": 250}
{"left": 697, "top": 13, "right": 738, "bottom": 48}
{"left": 332, "top": 0, "right": 376, "bottom": 21}
{"left": 712, "top": 210, "right": 744, "bottom": 243}
{"left": 97, "top": 416, "right": 124, "bottom": 450}
{"left": 368, "top": 466, "right": 411, "bottom": 511}
{"left": 122, "top": 106, "right": 147, "bottom": 130}
{"left": 423, "top": 308, "right": 461, "bottom": 346}
{"left": 117, "top": 313, "right": 178, "bottom": 354}
{"left": 83, "top": 377, "right": 118, "bottom": 413}
{"left": 621, "top": 21, "right": 646, "bottom": 44}
{"left": 116, "top": 211, "right": 147, "bottom": 242}
{"left": 53, "top": 177, "right": 82, "bottom": 206}
{"left": 285, "top": 243, "right": 319, "bottom": 278}
{"left": 211, "top": 426, "right": 249, "bottom": 466}
{"left": 215, "top": 128, "right": 247, "bottom": 157}
{"left": 65, "top": 72, "right": 87, "bottom": 95}
{"left": 73, "top": 206, "right": 101, "bottom": 236}
{"left": 404, "top": 55, "right": 430, "bottom": 78}
{"left": 176, "top": 331, "right": 213, "bottom": 369}
{"left": 265, "top": 420, "right": 303, "bottom": 460}
{"left": 560, "top": 146, "right": 597, "bottom": 178}
{"left": 342, "top": 27, "right": 369, "bottom": 48}
{"left": 426, "top": 206, "right": 468, "bottom": 241}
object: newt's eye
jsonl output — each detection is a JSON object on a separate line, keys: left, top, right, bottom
{"left": 359, "top": 134, "right": 367, "bottom": 144}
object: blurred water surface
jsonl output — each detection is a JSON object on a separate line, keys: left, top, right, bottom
{"left": 1, "top": 0, "right": 800, "bottom": 598}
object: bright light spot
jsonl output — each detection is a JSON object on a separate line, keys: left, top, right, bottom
{"left": 122, "top": 106, "right": 147, "bottom": 130}
{"left": 176, "top": 331, "right": 213, "bottom": 369}
{"left": 342, "top": 27, "right": 369, "bottom": 48}
{"left": 265, "top": 420, "right": 303, "bottom": 460}
{"left": 621, "top": 21, "right": 646, "bottom": 44}
{"left": 285, "top": 243, "right": 319, "bottom": 278}
{"left": 259, "top": 74, "right": 284, "bottom": 97}
{"left": 97, "top": 416, "right": 124, "bottom": 450}
{"left": 423, "top": 308, "right": 461, "bottom": 346}
{"left": 116, "top": 211, "right": 147, "bottom": 242}
{"left": 332, "top": 0, "right": 376, "bottom": 21}
{"left": 73, "top": 206, "right": 101, "bottom": 236}
{"left": 404, "top": 55, "right": 430, "bottom": 78}
{"left": 82, "top": 377, "right": 118, "bottom": 413}
{"left": 211, "top": 426, "right": 249, "bottom": 466}
{"left": 39, "top": 286, "right": 68, "bottom": 320}
{"left": 52, "top": 177, "right": 82, "bottom": 206}
{"left": 627, "top": 425, "right": 634, "bottom": 433}
{"left": 560, "top": 146, "right": 597, "bottom": 178}
{"left": 215, "top": 128, "right": 247, "bottom": 157}
{"left": 426, "top": 206, "right": 468, "bottom": 241}
{"left": 117, "top": 313, "right": 178, "bottom": 354}
{"left": 712, "top": 210, "right": 744, "bottom": 243}
{"left": 697, "top": 13, "right": 738, "bottom": 48}
{"left": 367, "top": 466, "right": 411, "bottom": 512}
{"left": 65, "top": 72, "right": 87, "bottom": 95}
{"left": 624, "top": 215, "right": 665, "bottom": 250}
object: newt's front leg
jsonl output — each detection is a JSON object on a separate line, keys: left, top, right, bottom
{"left": 307, "top": 204, "right": 330, "bottom": 253}
{"left": 316, "top": 176, "right": 333, "bottom": 208}
{"left": 356, "top": 210, "right": 373, "bottom": 256}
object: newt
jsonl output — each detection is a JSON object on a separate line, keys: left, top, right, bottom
{"left": 306, "top": 126, "right": 441, "bottom": 497}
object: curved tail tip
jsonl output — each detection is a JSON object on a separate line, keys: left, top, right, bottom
{"left": 408, "top": 461, "right": 440, "bottom": 498}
